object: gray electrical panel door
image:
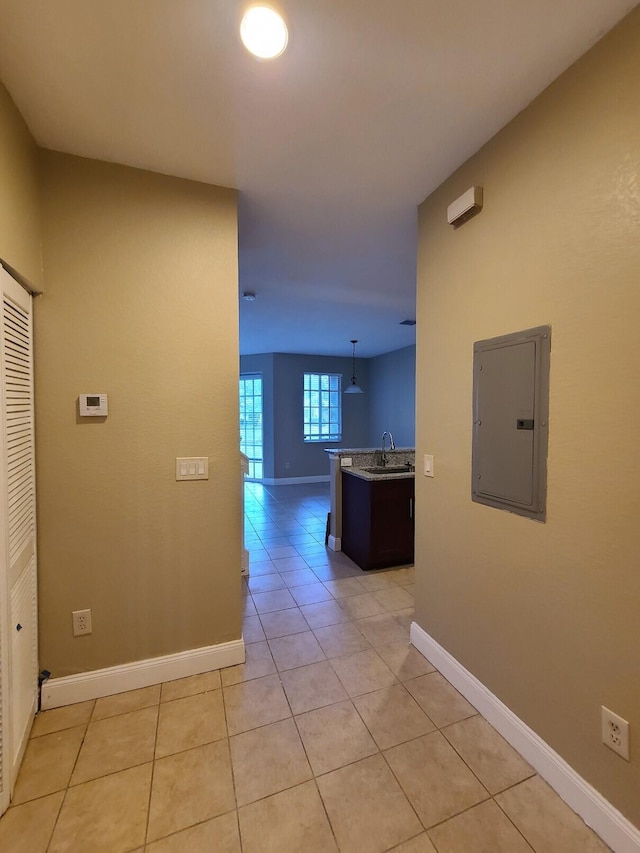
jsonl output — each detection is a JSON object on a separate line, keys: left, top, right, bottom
{"left": 472, "top": 325, "right": 550, "bottom": 520}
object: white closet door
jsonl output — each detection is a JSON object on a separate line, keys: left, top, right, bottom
{"left": 0, "top": 265, "right": 37, "bottom": 814}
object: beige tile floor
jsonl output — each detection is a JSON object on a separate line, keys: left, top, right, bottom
{"left": 0, "top": 483, "right": 612, "bottom": 852}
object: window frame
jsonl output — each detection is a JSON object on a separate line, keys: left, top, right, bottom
{"left": 303, "top": 372, "right": 342, "bottom": 443}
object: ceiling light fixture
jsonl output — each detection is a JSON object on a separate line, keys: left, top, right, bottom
{"left": 240, "top": 6, "right": 288, "bottom": 60}
{"left": 241, "top": 291, "right": 256, "bottom": 301}
{"left": 344, "top": 339, "right": 364, "bottom": 395}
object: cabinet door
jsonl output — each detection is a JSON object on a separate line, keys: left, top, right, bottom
{"left": 370, "top": 478, "right": 414, "bottom": 567}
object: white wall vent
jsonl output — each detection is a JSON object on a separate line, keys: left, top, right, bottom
{"left": 447, "top": 186, "right": 483, "bottom": 227}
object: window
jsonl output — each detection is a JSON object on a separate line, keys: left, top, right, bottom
{"left": 239, "top": 373, "right": 264, "bottom": 479}
{"left": 303, "top": 373, "right": 342, "bottom": 442}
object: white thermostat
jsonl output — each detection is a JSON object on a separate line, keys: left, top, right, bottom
{"left": 79, "top": 394, "right": 109, "bottom": 417}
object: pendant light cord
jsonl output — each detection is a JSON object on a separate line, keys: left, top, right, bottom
{"left": 351, "top": 339, "right": 357, "bottom": 384}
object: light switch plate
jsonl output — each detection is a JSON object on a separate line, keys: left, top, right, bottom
{"left": 176, "top": 457, "right": 209, "bottom": 481}
{"left": 424, "top": 454, "right": 434, "bottom": 477}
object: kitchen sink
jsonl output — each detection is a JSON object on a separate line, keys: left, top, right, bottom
{"left": 362, "top": 466, "right": 412, "bottom": 474}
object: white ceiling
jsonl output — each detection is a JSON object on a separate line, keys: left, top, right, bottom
{"left": 0, "top": 0, "right": 636, "bottom": 357}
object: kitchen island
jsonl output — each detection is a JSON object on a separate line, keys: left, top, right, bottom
{"left": 324, "top": 447, "right": 415, "bottom": 557}
{"left": 341, "top": 465, "right": 415, "bottom": 570}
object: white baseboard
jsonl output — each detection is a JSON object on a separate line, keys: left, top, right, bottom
{"left": 327, "top": 535, "right": 341, "bottom": 551}
{"left": 260, "top": 475, "right": 330, "bottom": 486}
{"left": 41, "top": 638, "right": 245, "bottom": 710}
{"left": 410, "top": 623, "right": 640, "bottom": 853}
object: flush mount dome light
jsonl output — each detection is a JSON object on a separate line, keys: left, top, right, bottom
{"left": 240, "top": 6, "right": 288, "bottom": 59}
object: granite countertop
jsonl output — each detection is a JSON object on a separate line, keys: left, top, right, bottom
{"left": 328, "top": 447, "right": 416, "bottom": 480}
{"left": 325, "top": 447, "right": 414, "bottom": 456}
{"left": 342, "top": 465, "right": 415, "bottom": 482}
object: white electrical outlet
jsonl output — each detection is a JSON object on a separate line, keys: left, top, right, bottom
{"left": 72, "top": 609, "right": 93, "bottom": 637}
{"left": 601, "top": 706, "right": 630, "bottom": 760}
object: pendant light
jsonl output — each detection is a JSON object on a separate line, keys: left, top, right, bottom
{"left": 344, "top": 339, "right": 364, "bottom": 394}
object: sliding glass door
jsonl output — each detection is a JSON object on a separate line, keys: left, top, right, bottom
{"left": 239, "top": 373, "right": 263, "bottom": 480}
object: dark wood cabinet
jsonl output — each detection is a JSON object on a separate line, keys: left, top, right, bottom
{"left": 341, "top": 473, "right": 414, "bottom": 570}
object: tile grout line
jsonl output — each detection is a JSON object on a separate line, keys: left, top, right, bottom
{"left": 43, "top": 702, "right": 94, "bottom": 851}
{"left": 490, "top": 779, "right": 553, "bottom": 853}
{"left": 142, "top": 691, "right": 161, "bottom": 847}
{"left": 218, "top": 674, "right": 246, "bottom": 852}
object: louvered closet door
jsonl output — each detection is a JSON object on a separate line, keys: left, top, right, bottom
{"left": 0, "top": 265, "right": 37, "bottom": 814}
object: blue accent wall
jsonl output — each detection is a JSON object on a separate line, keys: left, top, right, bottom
{"left": 367, "top": 345, "right": 416, "bottom": 447}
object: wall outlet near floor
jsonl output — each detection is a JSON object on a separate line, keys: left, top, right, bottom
{"left": 601, "top": 705, "right": 630, "bottom": 760}
{"left": 72, "top": 609, "right": 93, "bottom": 637}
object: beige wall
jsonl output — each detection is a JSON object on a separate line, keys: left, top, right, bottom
{"left": 36, "top": 151, "right": 240, "bottom": 676}
{"left": 415, "top": 6, "right": 640, "bottom": 828}
{"left": 0, "top": 81, "right": 42, "bottom": 287}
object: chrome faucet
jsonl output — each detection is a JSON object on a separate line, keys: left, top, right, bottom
{"left": 381, "top": 431, "right": 395, "bottom": 465}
